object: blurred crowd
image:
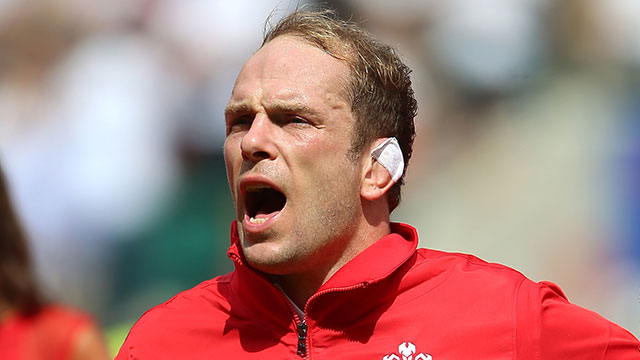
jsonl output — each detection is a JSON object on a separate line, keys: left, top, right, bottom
{"left": 0, "top": 0, "right": 638, "bottom": 354}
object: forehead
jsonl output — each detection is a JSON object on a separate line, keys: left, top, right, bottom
{"left": 230, "top": 36, "right": 351, "bottom": 105}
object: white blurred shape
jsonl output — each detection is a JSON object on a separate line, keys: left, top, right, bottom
{"left": 1, "top": 33, "right": 181, "bottom": 242}
{"left": 429, "top": 0, "right": 545, "bottom": 92}
{"left": 149, "top": 0, "right": 290, "bottom": 68}
{"left": 51, "top": 33, "right": 180, "bottom": 234}
{"left": 0, "top": 31, "right": 184, "bottom": 310}
{"left": 147, "top": 0, "right": 306, "bottom": 151}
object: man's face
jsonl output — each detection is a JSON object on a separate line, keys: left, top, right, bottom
{"left": 224, "top": 36, "right": 367, "bottom": 276}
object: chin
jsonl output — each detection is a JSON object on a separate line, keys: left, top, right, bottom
{"left": 240, "top": 226, "right": 276, "bottom": 245}
{"left": 241, "top": 244, "right": 299, "bottom": 275}
{"left": 244, "top": 256, "right": 294, "bottom": 275}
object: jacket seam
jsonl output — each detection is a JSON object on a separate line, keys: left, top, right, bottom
{"left": 513, "top": 277, "right": 526, "bottom": 360}
{"left": 601, "top": 322, "right": 612, "bottom": 360}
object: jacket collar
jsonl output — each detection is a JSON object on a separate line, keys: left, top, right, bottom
{"left": 226, "top": 221, "right": 419, "bottom": 323}
{"left": 227, "top": 221, "right": 418, "bottom": 289}
{"left": 318, "top": 222, "right": 418, "bottom": 290}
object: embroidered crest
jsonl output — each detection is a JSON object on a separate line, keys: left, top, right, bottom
{"left": 383, "top": 342, "right": 432, "bottom": 360}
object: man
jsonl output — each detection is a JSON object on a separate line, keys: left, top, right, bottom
{"left": 117, "top": 9, "right": 639, "bottom": 359}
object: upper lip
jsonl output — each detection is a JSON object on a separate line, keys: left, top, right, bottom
{"left": 238, "top": 175, "right": 284, "bottom": 199}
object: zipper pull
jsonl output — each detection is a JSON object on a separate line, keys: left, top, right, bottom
{"left": 296, "top": 321, "right": 308, "bottom": 357}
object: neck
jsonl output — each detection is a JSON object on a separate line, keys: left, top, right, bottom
{"left": 272, "top": 211, "right": 391, "bottom": 309}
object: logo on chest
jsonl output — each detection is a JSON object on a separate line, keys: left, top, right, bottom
{"left": 383, "top": 342, "right": 432, "bottom": 360}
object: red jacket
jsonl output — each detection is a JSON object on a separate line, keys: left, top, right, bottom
{"left": 116, "top": 222, "right": 639, "bottom": 359}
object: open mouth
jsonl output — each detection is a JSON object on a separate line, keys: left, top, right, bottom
{"left": 244, "top": 186, "right": 286, "bottom": 224}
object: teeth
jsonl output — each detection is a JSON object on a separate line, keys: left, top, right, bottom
{"left": 249, "top": 217, "right": 266, "bottom": 224}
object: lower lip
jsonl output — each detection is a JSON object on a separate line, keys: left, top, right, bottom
{"left": 242, "top": 210, "right": 282, "bottom": 233}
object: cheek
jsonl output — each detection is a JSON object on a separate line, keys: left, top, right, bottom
{"left": 301, "top": 151, "right": 360, "bottom": 196}
{"left": 223, "top": 140, "right": 240, "bottom": 200}
{"left": 295, "top": 131, "right": 351, "bottom": 164}
{"left": 311, "top": 143, "right": 358, "bottom": 185}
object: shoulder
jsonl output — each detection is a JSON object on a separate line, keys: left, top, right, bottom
{"left": 412, "top": 250, "right": 639, "bottom": 358}
{"left": 133, "top": 274, "right": 233, "bottom": 327}
{"left": 399, "top": 248, "right": 533, "bottom": 325}
{"left": 413, "top": 247, "right": 530, "bottom": 290}
{"left": 510, "top": 270, "right": 639, "bottom": 358}
{"left": 531, "top": 281, "right": 640, "bottom": 359}
{"left": 116, "top": 274, "right": 234, "bottom": 358}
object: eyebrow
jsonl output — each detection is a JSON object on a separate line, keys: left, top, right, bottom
{"left": 224, "top": 100, "right": 253, "bottom": 117}
{"left": 224, "top": 100, "right": 319, "bottom": 118}
{"left": 268, "top": 102, "right": 318, "bottom": 117}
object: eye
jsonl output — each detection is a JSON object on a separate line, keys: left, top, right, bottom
{"left": 288, "top": 115, "right": 309, "bottom": 125}
{"left": 226, "top": 115, "right": 253, "bottom": 134}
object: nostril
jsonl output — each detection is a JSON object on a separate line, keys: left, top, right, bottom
{"left": 253, "top": 151, "right": 270, "bottom": 159}
{"left": 243, "top": 150, "right": 271, "bottom": 161}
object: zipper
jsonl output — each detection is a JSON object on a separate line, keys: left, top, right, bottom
{"left": 273, "top": 288, "right": 308, "bottom": 359}
{"left": 230, "top": 254, "right": 311, "bottom": 359}
{"left": 296, "top": 320, "right": 308, "bottom": 357}
{"left": 231, "top": 247, "right": 371, "bottom": 359}
{"left": 295, "top": 281, "right": 371, "bottom": 358}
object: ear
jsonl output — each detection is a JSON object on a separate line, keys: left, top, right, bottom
{"left": 360, "top": 139, "right": 396, "bottom": 201}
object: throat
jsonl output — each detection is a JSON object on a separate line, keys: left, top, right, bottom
{"left": 269, "top": 271, "right": 329, "bottom": 311}
{"left": 273, "top": 282, "right": 305, "bottom": 320}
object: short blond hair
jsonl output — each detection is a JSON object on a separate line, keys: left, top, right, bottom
{"left": 263, "top": 9, "right": 417, "bottom": 211}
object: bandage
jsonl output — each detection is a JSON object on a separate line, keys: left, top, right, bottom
{"left": 370, "top": 137, "right": 404, "bottom": 182}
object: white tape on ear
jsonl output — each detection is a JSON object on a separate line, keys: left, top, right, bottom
{"left": 370, "top": 137, "right": 404, "bottom": 182}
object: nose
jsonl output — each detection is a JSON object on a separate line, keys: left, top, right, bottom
{"left": 240, "top": 115, "right": 277, "bottom": 162}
